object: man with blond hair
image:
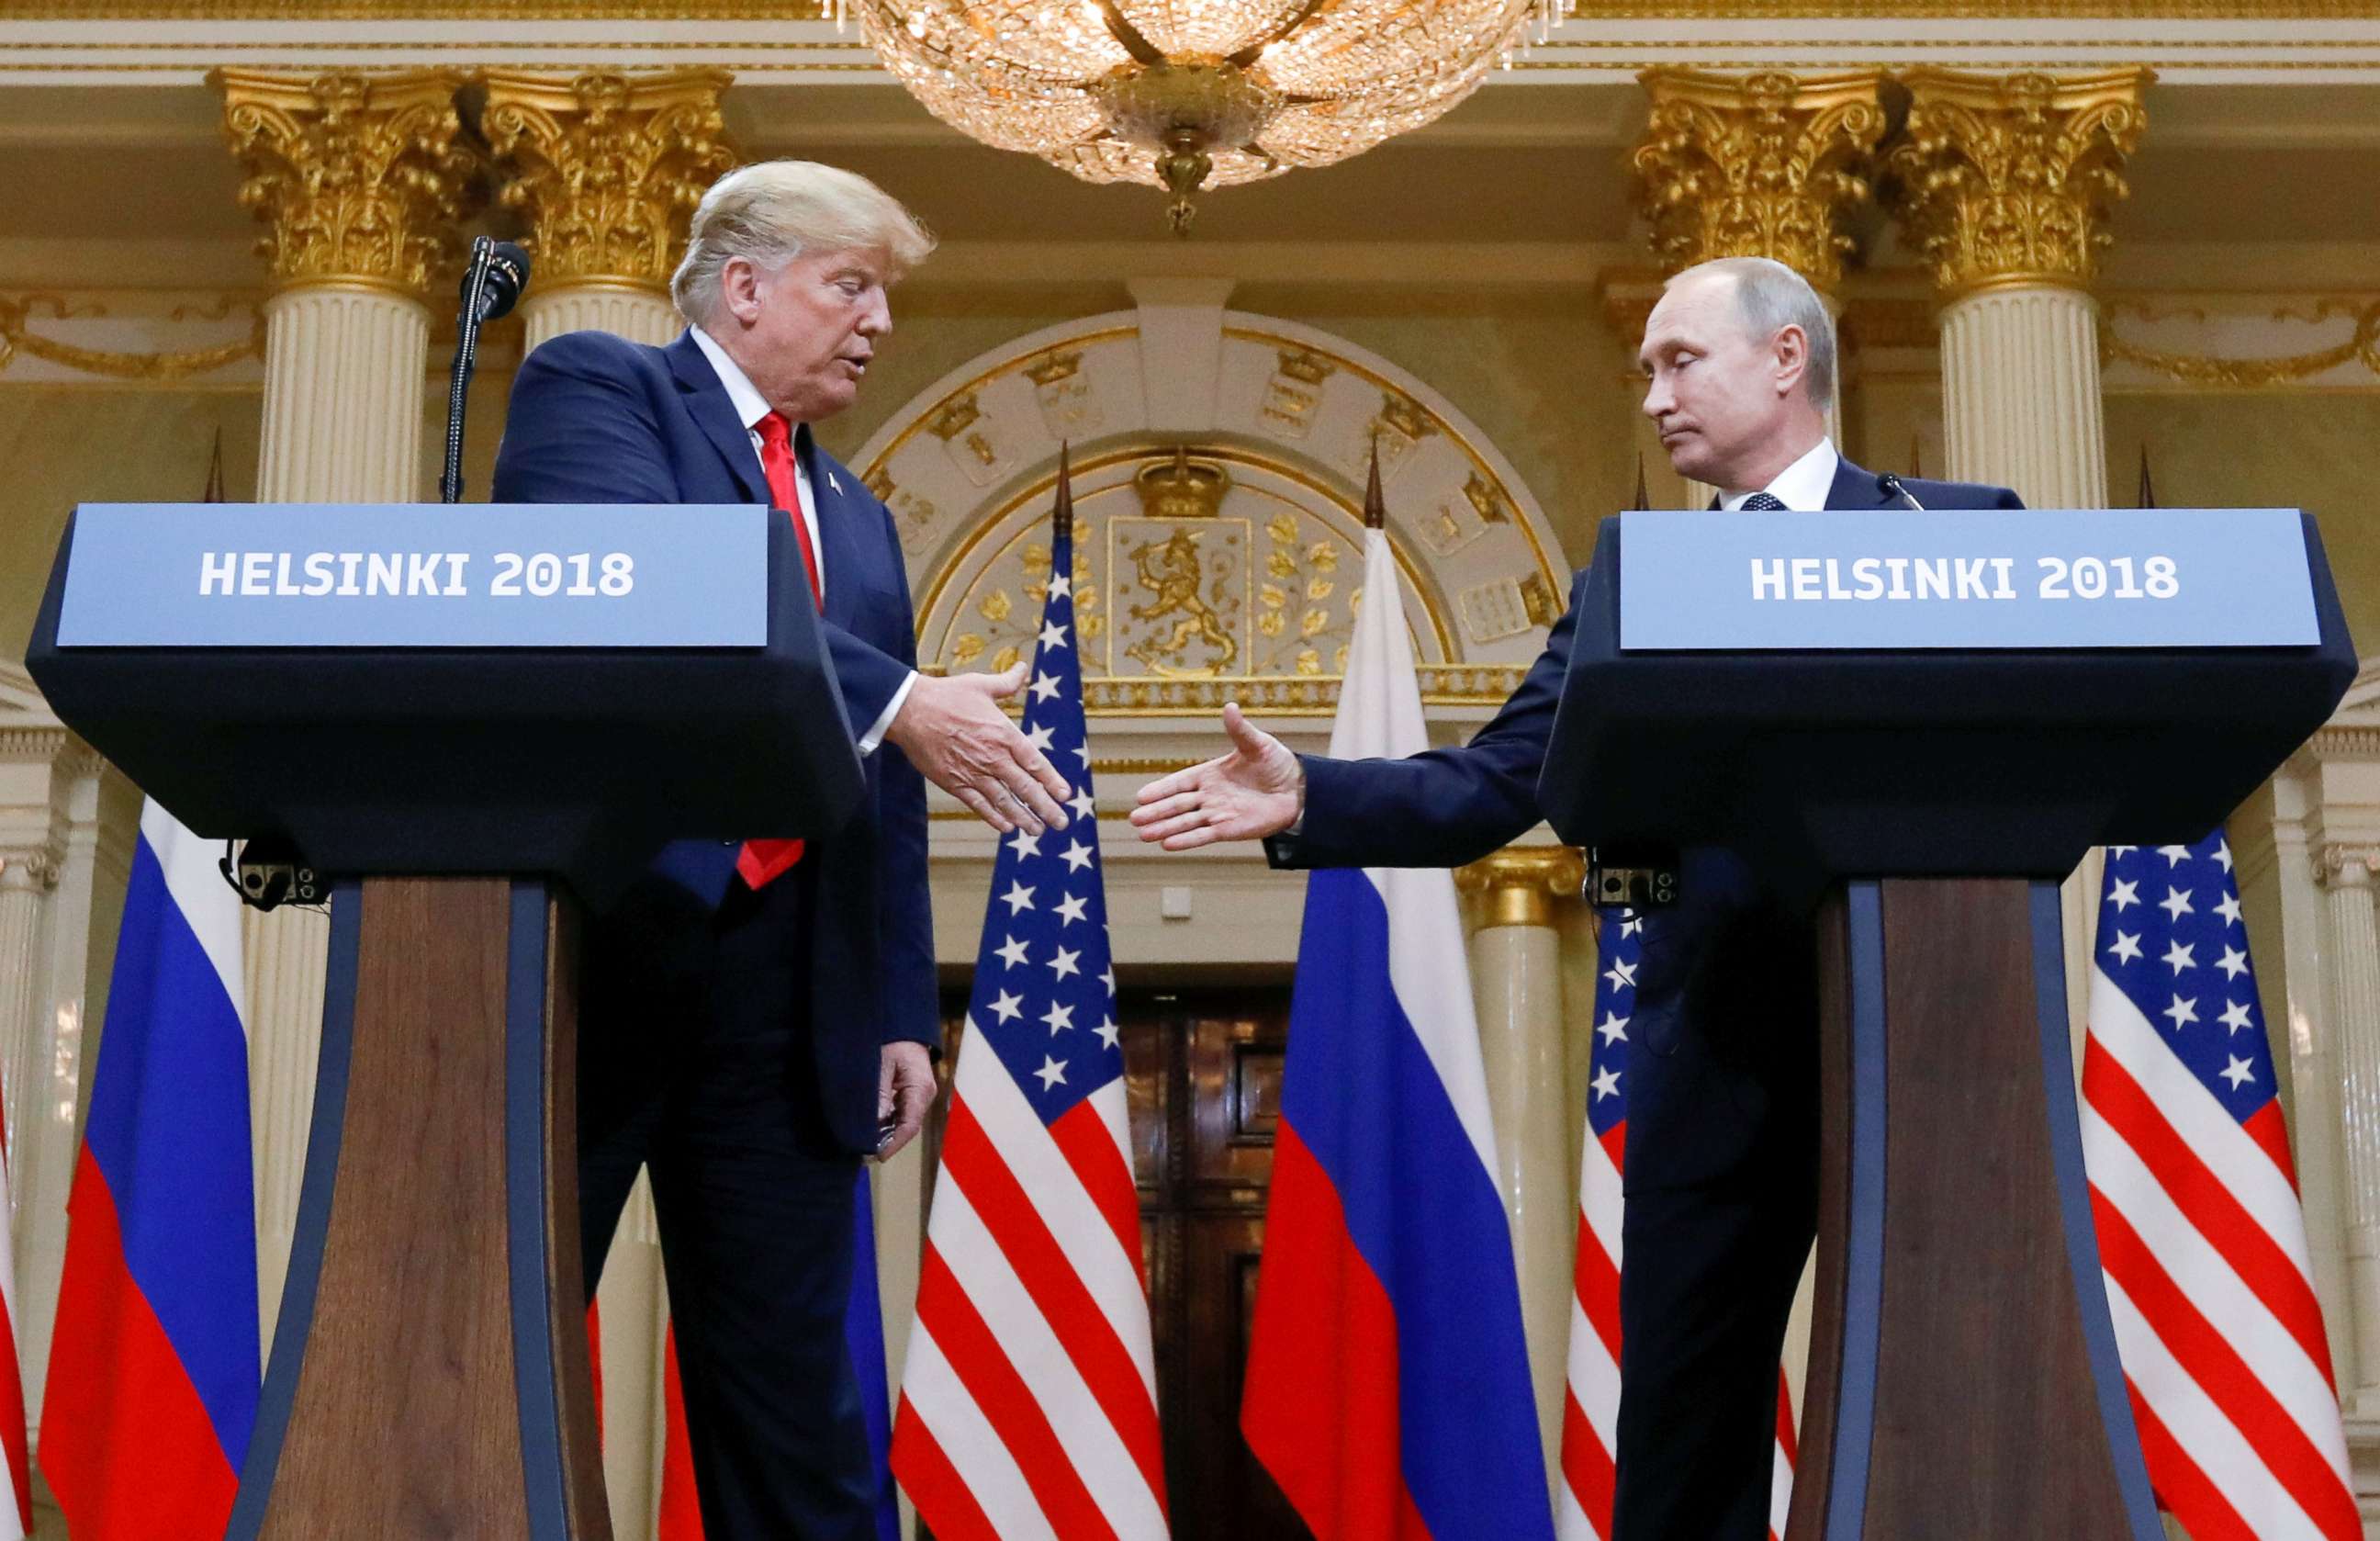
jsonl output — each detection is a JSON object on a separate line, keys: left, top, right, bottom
{"left": 1133, "top": 257, "right": 2024, "bottom": 1538}
{"left": 495, "top": 160, "right": 1070, "bottom": 1538}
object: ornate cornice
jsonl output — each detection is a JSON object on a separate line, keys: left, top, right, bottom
{"left": 1080, "top": 666, "right": 1529, "bottom": 717}
{"left": 1633, "top": 68, "right": 1889, "bottom": 292}
{"left": 1885, "top": 67, "right": 2153, "bottom": 301}
{"left": 214, "top": 68, "right": 477, "bottom": 299}
{"left": 1457, "top": 846, "right": 1589, "bottom": 928}
{"left": 480, "top": 69, "right": 735, "bottom": 295}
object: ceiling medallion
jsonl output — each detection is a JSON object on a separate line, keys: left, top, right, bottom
{"left": 852, "top": 0, "right": 1566, "bottom": 232}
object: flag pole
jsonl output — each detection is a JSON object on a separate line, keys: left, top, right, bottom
{"left": 1364, "top": 440, "right": 1386, "bottom": 531}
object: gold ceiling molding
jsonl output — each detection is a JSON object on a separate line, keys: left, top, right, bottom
{"left": 1884, "top": 66, "right": 2153, "bottom": 301}
{"left": 1633, "top": 68, "right": 1888, "bottom": 293}
{"left": 0, "top": 293, "right": 264, "bottom": 380}
{"left": 1082, "top": 667, "right": 1531, "bottom": 718}
{"left": 214, "top": 69, "right": 477, "bottom": 298}
{"left": 480, "top": 70, "right": 735, "bottom": 294}
{"left": 2101, "top": 298, "right": 2380, "bottom": 386}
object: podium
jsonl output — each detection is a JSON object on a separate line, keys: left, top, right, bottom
{"left": 25, "top": 503, "right": 857, "bottom": 1540}
{"left": 1539, "top": 509, "right": 2357, "bottom": 1539}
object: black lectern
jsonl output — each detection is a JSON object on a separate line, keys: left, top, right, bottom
{"left": 26, "top": 508, "right": 858, "bottom": 1541}
{"left": 1540, "top": 512, "right": 2356, "bottom": 1540}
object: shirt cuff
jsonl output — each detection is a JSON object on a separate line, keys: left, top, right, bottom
{"left": 859, "top": 670, "right": 919, "bottom": 757}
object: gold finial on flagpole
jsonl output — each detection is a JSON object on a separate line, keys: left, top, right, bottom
{"left": 1364, "top": 438, "right": 1386, "bottom": 531}
{"left": 1909, "top": 432, "right": 1925, "bottom": 481}
{"left": 203, "top": 427, "right": 227, "bottom": 502}
{"left": 1631, "top": 450, "right": 1650, "bottom": 512}
{"left": 2137, "top": 444, "right": 2157, "bottom": 510}
{"left": 1053, "top": 440, "right": 1074, "bottom": 541}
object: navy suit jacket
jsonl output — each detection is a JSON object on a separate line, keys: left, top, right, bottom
{"left": 491, "top": 327, "right": 937, "bottom": 1154}
{"left": 1264, "top": 456, "right": 2023, "bottom": 1188}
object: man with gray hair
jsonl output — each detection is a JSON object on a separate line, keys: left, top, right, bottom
{"left": 1131, "top": 255, "right": 2022, "bottom": 1537}
{"left": 494, "top": 159, "right": 1067, "bottom": 1537}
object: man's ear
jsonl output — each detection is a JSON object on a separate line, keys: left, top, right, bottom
{"left": 719, "top": 255, "right": 763, "bottom": 325}
{"left": 1773, "top": 323, "right": 1810, "bottom": 397}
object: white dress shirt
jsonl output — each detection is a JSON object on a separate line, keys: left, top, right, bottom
{"left": 690, "top": 325, "right": 914, "bottom": 754}
{"left": 1719, "top": 438, "right": 1840, "bottom": 513}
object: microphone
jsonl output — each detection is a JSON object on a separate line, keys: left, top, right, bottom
{"left": 461, "top": 238, "right": 533, "bottom": 324}
{"left": 440, "top": 238, "right": 533, "bottom": 503}
{"left": 1878, "top": 472, "right": 1927, "bottom": 512}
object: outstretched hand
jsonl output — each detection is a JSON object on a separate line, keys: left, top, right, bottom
{"left": 884, "top": 660, "right": 1074, "bottom": 836}
{"left": 1129, "top": 702, "right": 1304, "bottom": 850}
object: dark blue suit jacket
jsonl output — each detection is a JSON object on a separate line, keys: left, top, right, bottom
{"left": 491, "top": 327, "right": 937, "bottom": 1154}
{"left": 1265, "top": 456, "right": 2023, "bottom": 1188}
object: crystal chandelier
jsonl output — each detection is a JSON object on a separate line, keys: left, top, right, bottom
{"left": 856, "top": 0, "right": 1564, "bottom": 232}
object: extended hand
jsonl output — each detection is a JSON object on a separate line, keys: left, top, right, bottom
{"left": 1129, "top": 702, "right": 1303, "bottom": 850}
{"left": 876, "top": 1040, "right": 936, "bottom": 1162}
{"left": 885, "top": 661, "right": 1073, "bottom": 835}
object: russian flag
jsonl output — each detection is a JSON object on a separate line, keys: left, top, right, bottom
{"left": 39, "top": 802, "right": 258, "bottom": 1540}
{"left": 1241, "top": 524, "right": 1555, "bottom": 1540}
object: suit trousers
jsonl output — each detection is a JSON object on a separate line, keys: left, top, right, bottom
{"left": 578, "top": 866, "right": 877, "bottom": 1541}
{"left": 1611, "top": 882, "right": 1822, "bottom": 1541}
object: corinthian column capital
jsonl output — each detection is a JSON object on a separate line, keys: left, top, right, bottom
{"left": 481, "top": 70, "right": 737, "bottom": 296}
{"left": 1632, "top": 68, "right": 1890, "bottom": 294}
{"left": 1885, "top": 67, "right": 2153, "bottom": 301}
{"left": 213, "top": 69, "right": 476, "bottom": 301}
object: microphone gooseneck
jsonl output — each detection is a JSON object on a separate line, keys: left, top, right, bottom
{"left": 1879, "top": 473, "right": 1927, "bottom": 512}
{"left": 441, "top": 237, "right": 535, "bottom": 505}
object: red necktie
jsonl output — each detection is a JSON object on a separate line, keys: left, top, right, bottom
{"left": 736, "top": 411, "right": 825, "bottom": 891}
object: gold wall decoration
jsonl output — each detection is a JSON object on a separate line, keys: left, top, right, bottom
{"left": 1633, "top": 68, "right": 1889, "bottom": 291}
{"left": 2100, "top": 298, "right": 2380, "bottom": 387}
{"left": 480, "top": 70, "right": 735, "bottom": 294}
{"left": 214, "top": 69, "right": 476, "bottom": 299}
{"left": 1884, "top": 67, "right": 2153, "bottom": 300}
{"left": 0, "top": 294, "right": 265, "bottom": 381}
{"left": 1082, "top": 665, "right": 1528, "bottom": 717}
{"left": 483, "top": 69, "right": 733, "bottom": 294}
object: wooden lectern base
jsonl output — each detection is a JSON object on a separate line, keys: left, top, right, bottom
{"left": 1788, "top": 878, "right": 2161, "bottom": 1541}
{"left": 225, "top": 878, "right": 611, "bottom": 1541}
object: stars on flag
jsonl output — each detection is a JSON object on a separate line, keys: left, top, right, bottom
{"left": 1061, "top": 841, "right": 1095, "bottom": 872}
{"left": 1602, "top": 957, "right": 1637, "bottom": 992}
{"left": 1001, "top": 880, "right": 1037, "bottom": 916}
{"left": 1009, "top": 828, "right": 1041, "bottom": 860}
{"left": 1049, "top": 946, "right": 1082, "bottom": 981}
{"left": 1597, "top": 1011, "right": 1629, "bottom": 1045}
{"left": 1030, "top": 672, "right": 1062, "bottom": 703}
{"left": 1038, "top": 620, "right": 1068, "bottom": 652}
{"left": 1054, "top": 893, "right": 1089, "bottom": 926}
{"left": 1041, "top": 1002, "right": 1074, "bottom": 1034}
{"left": 989, "top": 989, "right": 1024, "bottom": 1024}
{"left": 1592, "top": 1065, "right": 1622, "bottom": 1101}
{"left": 1034, "top": 1055, "right": 1068, "bottom": 1091}
{"left": 2095, "top": 838, "right": 2279, "bottom": 1123}
{"left": 994, "top": 935, "right": 1030, "bottom": 969}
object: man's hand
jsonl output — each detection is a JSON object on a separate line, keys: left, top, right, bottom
{"left": 885, "top": 661, "right": 1073, "bottom": 835}
{"left": 876, "top": 1041, "right": 936, "bottom": 1162}
{"left": 1129, "top": 702, "right": 1304, "bottom": 850}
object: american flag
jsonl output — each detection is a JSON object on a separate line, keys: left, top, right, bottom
{"left": 2082, "top": 836, "right": 2359, "bottom": 1539}
{"left": 891, "top": 489, "right": 1169, "bottom": 1539}
{"left": 1557, "top": 907, "right": 1795, "bottom": 1541}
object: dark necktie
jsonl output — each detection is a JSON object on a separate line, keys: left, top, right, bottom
{"left": 1741, "top": 491, "right": 1788, "bottom": 512}
{"left": 737, "top": 411, "right": 825, "bottom": 892}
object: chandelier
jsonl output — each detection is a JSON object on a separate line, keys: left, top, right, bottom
{"left": 855, "top": 0, "right": 1564, "bottom": 232}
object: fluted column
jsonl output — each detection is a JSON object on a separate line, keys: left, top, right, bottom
{"left": 2318, "top": 847, "right": 2380, "bottom": 1408}
{"left": 213, "top": 67, "right": 474, "bottom": 1345}
{"left": 481, "top": 70, "right": 734, "bottom": 353}
{"left": 1459, "top": 845, "right": 1588, "bottom": 1486}
{"left": 1633, "top": 68, "right": 1887, "bottom": 504}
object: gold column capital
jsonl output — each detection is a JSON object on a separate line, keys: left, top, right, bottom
{"left": 1885, "top": 67, "right": 2154, "bottom": 302}
{"left": 481, "top": 69, "right": 737, "bottom": 297}
{"left": 1632, "top": 68, "right": 1890, "bottom": 294}
{"left": 213, "top": 69, "right": 476, "bottom": 300}
{"left": 1458, "top": 847, "right": 1588, "bottom": 930}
